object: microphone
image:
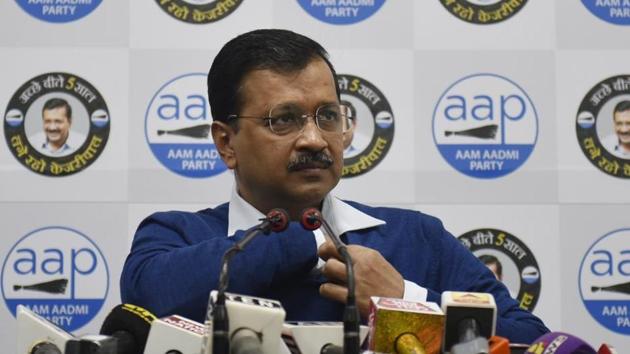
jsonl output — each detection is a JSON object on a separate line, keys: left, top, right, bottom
{"left": 17, "top": 305, "right": 74, "bottom": 354}
{"left": 597, "top": 343, "right": 618, "bottom": 354}
{"left": 16, "top": 304, "right": 120, "bottom": 354}
{"left": 65, "top": 336, "right": 117, "bottom": 354}
{"left": 209, "top": 208, "right": 289, "bottom": 354}
{"left": 281, "top": 322, "right": 369, "bottom": 354}
{"left": 441, "top": 291, "right": 497, "bottom": 354}
{"left": 300, "top": 208, "right": 361, "bottom": 354}
{"left": 367, "top": 296, "right": 445, "bottom": 354}
{"left": 99, "top": 304, "right": 156, "bottom": 354}
{"left": 144, "top": 314, "right": 205, "bottom": 354}
{"left": 203, "top": 291, "right": 286, "bottom": 354}
{"left": 525, "top": 332, "right": 596, "bottom": 354}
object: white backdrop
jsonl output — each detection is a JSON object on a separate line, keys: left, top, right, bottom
{"left": 1, "top": 0, "right": 629, "bottom": 350}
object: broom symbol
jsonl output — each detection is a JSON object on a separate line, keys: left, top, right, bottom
{"left": 445, "top": 124, "right": 498, "bottom": 140}
{"left": 13, "top": 278, "right": 68, "bottom": 294}
{"left": 157, "top": 124, "right": 211, "bottom": 139}
{"left": 591, "top": 281, "right": 630, "bottom": 295}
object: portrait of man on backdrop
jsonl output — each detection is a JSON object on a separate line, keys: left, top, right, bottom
{"left": 28, "top": 97, "right": 86, "bottom": 157}
{"left": 601, "top": 100, "right": 630, "bottom": 159}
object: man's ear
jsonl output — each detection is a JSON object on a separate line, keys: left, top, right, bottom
{"left": 343, "top": 117, "right": 356, "bottom": 149}
{"left": 211, "top": 121, "right": 237, "bottom": 169}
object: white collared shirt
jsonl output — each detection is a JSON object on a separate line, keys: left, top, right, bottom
{"left": 227, "top": 187, "right": 427, "bottom": 301}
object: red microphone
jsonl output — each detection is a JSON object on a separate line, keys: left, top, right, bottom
{"left": 300, "top": 207, "right": 322, "bottom": 231}
{"left": 267, "top": 208, "right": 290, "bottom": 233}
{"left": 598, "top": 343, "right": 618, "bottom": 354}
{"left": 299, "top": 208, "right": 360, "bottom": 354}
{"left": 211, "top": 207, "right": 289, "bottom": 354}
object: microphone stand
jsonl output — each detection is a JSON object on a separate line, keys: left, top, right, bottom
{"left": 302, "top": 209, "right": 360, "bottom": 354}
{"left": 209, "top": 209, "right": 289, "bottom": 354}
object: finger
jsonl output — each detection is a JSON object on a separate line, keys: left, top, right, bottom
{"left": 319, "top": 282, "right": 348, "bottom": 304}
{"left": 318, "top": 240, "right": 342, "bottom": 261}
{"left": 322, "top": 258, "right": 347, "bottom": 283}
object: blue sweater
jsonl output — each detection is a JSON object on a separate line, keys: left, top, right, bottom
{"left": 120, "top": 201, "right": 549, "bottom": 343}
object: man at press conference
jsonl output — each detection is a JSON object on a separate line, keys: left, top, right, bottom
{"left": 120, "top": 29, "right": 548, "bottom": 344}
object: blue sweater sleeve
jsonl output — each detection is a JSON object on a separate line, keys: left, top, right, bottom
{"left": 422, "top": 216, "right": 549, "bottom": 344}
{"left": 120, "top": 209, "right": 318, "bottom": 322}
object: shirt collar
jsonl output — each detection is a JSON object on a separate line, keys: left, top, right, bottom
{"left": 42, "top": 140, "right": 71, "bottom": 155}
{"left": 227, "top": 186, "right": 385, "bottom": 237}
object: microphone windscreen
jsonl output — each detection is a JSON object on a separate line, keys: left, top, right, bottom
{"left": 300, "top": 208, "right": 322, "bottom": 231}
{"left": 267, "top": 208, "right": 289, "bottom": 232}
{"left": 99, "top": 304, "right": 156, "bottom": 354}
{"left": 525, "top": 332, "right": 596, "bottom": 354}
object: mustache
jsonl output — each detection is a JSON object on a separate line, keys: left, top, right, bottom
{"left": 287, "top": 151, "right": 334, "bottom": 171}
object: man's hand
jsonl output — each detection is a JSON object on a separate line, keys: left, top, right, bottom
{"left": 318, "top": 240, "right": 404, "bottom": 318}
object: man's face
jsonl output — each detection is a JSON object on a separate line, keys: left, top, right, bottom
{"left": 217, "top": 58, "right": 345, "bottom": 216}
{"left": 43, "top": 106, "right": 71, "bottom": 148}
{"left": 613, "top": 109, "right": 630, "bottom": 146}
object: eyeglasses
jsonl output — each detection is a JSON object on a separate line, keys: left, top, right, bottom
{"left": 228, "top": 103, "right": 351, "bottom": 136}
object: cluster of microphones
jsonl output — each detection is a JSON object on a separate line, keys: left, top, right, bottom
{"left": 17, "top": 208, "right": 619, "bottom": 354}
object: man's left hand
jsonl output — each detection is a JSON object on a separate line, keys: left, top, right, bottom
{"left": 318, "top": 240, "right": 404, "bottom": 318}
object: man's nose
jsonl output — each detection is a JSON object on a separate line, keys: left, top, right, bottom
{"left": 296, "top": 116, "right": 327, "bottom": 150}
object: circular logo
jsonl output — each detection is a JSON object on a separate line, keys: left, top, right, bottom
{"left": 581, "top": 0, "right": 630, "bottom": 26}
{"left": 155, "top": 0, "right": 243, "bottom": 24}
{"left": 440, "top": 0, "right": 528, "bottom": 24}
{"left": 576, "top": 75, "right": 630, "bottom": 178}
{"left": 297, "top": 0, "right": 386, "bottom": 25}
{"left": 3, "top": 73, "right": 110, "bottom": 177}
{"left": 338, "top": 74, "right": 394, "bottom": 178}
{"left": 458, "top": 228, "right": 541, "bottom": 311}
{"left": 433, "top": 73, "right": 538, "bottom": 179}
{"left": 1, "top": 226, "right": 109, "bottom": 331}
{"left": 578, "top": 228, "right": 630, "bottom": 335}
{"left": 15, "top": 0, "right": 103, "bottom": 23}
{"left": 145, "top": 73, "right": 228, "bottom": 178}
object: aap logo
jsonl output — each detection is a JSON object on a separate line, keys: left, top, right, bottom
{"left": 578, "top": 228, "right": 630, "bottom": 335}
{"left": 145, "top": 73, "right": 227, "bottom": 178}
{"left": 15, "top": 0, "right": 102, "bottom": 23}
{"left": 298, "top": 0, "right": 385, "bottom": 25}
{"left": 581, "top": 0, "right": 630, "bottom": 26}
{"left": 432, "top": 73, "right": 538, "bottom": 179}
{"left": 1, "top": 226, "right": 109, "bottom": 331}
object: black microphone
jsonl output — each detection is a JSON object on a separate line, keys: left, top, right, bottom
{"left": 99, "top": 303, "right": 156, "bottom": 354}
{"left": 300, "top": 208, "right": 360, "bottom": 354}
{"left": 209, "top": 208, "right": 290, "bottom": 354}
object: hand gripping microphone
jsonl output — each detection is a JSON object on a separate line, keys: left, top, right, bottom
{"left": 525, "top": 332, "right": 596, "bottom": 354}
{"left": 207, "top": 208, "right": 289, "bottom": 354}
{"left": 441, "top": 291, "right": 497, "bottom": 354}
{"left": 300, "top": 208, "right": 360, "bottom": 354}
